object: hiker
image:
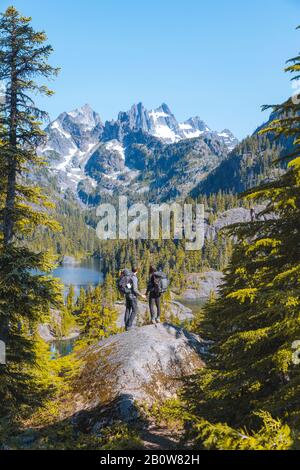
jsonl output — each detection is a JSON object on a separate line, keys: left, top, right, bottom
{"left": 250, "top": 206, "right": 256, "bottom": 222}
{"left": 119, "top": 267, "right": 146, "bottom": 331}
{"left": 146, "top": 266, "right": 169, "bottom": 324}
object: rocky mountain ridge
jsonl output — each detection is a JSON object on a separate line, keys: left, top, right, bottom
{"left": 39, "top": 102, "right": 289, "bottom": 205}
{"left": 39, "top": 103, "right": 238, "bottom": 203}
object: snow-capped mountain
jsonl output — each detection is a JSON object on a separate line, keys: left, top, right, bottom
{"left": 39, "top": 102, "right": 238, "bottom": 201}
{"left": 148, "top": 103, "right": 182, "bottom": 142}
{"left": 102, "top": 102, "right": 182, "bottom": 142}
{"left": 179, "top": 116, "right": 210, "bottom": 140}
{"left": 40, "top": 104, "right": 103, "bottom": 188}
{"left": 101, "top": 102, "right": 238, "bottom": 146}
{"left": 216, "top": 129, "right": 239, "bottom": 151}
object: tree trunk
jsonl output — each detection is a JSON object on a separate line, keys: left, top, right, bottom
{"left": 3, "top": 30, "right": 17, "bottom": 246}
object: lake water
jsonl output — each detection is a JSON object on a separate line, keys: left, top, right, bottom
{"left": 52, "top": 258, "right": 103, "bottom": 298}
{"left": 50, "top": 337, "right": 77, "bottom": 358}
{"left": 49, "top": 258, "right": 103, "bottom": 357}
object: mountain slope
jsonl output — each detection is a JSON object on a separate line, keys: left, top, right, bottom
{"left": 80, "top": 131, "right": 228, "bottom": 203}
{"left": 39, "top": 102, "right": 238, "bottom": 203}
{"left": 190, "top": 131, "right": 288, "bottom": 198}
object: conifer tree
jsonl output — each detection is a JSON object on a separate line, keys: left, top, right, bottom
{"left": 66, "top": 285, "right": 75, "bottom": 314}
{"left": 0, "top": 6, "right": 60, "bottom": 416}
{"left": 183, "top": 33, "right": 300, "bottom": 448}
{"left": 76, "top": 287, "right": 86, "bottom": 312}
{"left": 77, "top": 285, "right": 119, "bottom": 346}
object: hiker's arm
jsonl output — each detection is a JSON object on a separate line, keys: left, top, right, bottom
{"left": 132, "top": 277, "right": 146, "bottom": 299}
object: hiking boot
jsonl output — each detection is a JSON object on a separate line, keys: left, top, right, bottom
{"left": 156, "top": 317, "right": 161, "bottom": 323}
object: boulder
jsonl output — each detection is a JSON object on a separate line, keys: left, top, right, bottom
{"left": 38, "top": 323, "right": 55, "bottom": 342}
{"left": 206, "top": 205, "right": 266, "bottom": 238}
{"left": 72, "top": 324, "right": 206, "bottom": 424}
{"left": 181, "top": 270, "right": 224, "bottom": 300}
{"left": 38, "top": 309, "right": 80, "bottom": 342}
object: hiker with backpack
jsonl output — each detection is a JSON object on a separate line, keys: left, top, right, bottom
{"left": 146, "top": 266, "right": 169, "bottom": 324}
{"left": 119, "top": 266, "right": 146, "bottom": 331}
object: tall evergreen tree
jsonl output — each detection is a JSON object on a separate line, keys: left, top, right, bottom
{"left": 66, "top": 285, "right": 75, "bottom": 314}
{"left": 77, "top": 285, "right": 119, "bottom": 346}
{"left": 0, "top": 6, "right": 61, "bottom": 416}
{"left": 183, "top": 33, "right": 300, "bottom": 449}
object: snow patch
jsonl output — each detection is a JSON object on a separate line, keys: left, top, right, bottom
{"left": 181, "top": 129, "right": 203, "bottom": 139}
{"left": 105, "top": 140, "right": 125, "bottom": 160}
{"left": 218, "top": 132, "right": 230, "bottom": 138}
{"left": 152, "top": 125, "right": 180, "bottom": 142}
{"left": 149, "top": 110, "right": 169, "bottom": 120}
{"left": 179, "top": 123, "right": 193, "bottom": 130}
{"left": 103, "top": 170, "right": 122, "bottom": 180}
{"left": 87, "top": 143, "right": 97, "bottom": 153}
{"left": 56, "top": 147, "right": 77, "bottom": 171}
{"left": 89, "top": 178, "right": 97, "bottom": 188}
{"left": 67, "top": 110, "right": 78, "bottom": 118}
{"left": 51, "top": 121, "right": 72, "bottom": 140}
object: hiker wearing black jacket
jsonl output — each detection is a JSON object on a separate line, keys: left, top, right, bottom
{"left": 146, "top": 266, "right": 162, "bottom": 324}
{"left": 124, "top": 266, "right": 146, "bottom": 331}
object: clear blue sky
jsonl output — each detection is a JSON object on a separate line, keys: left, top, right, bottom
{"left": 1, "top": 0, "right": 300, "bottom": 138}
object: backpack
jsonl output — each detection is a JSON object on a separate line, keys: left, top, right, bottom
{"left": 153, "top": 271, "right": 169, "bottom": 294}
{"left": 118, "top": 271, "right": 133, "bottom": 295}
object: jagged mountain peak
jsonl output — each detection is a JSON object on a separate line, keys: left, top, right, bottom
{"left": 68, "top": 103, "right": 93, "bottom": 114}
{"left": 220, "top": 128, "right": 234, "bottom": 136}
{"left": 117, "top": 102, "right": 150, "bottom": 131}
{"left": 39, "top": 104, "right": 104, "bottom": 186}
{"left": 103, "top": 101, "right": 238, "bottom": 147}
{"left": 185, "top": 116, "right": 210, "bottom": 132}
{"left": 179, "top": 115, "right": 211, "bottom": 139}
{"left": 40, "top": 101, "right": 239, "bottom": 201}
{"left": 154, "top": 102, "right": 173, "bottom": 114}
{"left": 148, "top": 103, "right": 181, "bottom": 142}
{"left": 65, "top": 104, "right": 102, "bottom": 129}
{"left": 149, "top": 102, "right": 176, "bottom": 119}
{"left": 217, "top": 129, "right": 239, "bottom": 151}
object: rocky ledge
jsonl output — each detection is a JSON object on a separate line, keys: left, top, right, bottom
{"left": 71, "top": 324, "right": 206, "bottom": 427}
{"left": 181, "top": 270, "right": 224, "bottom": 300}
